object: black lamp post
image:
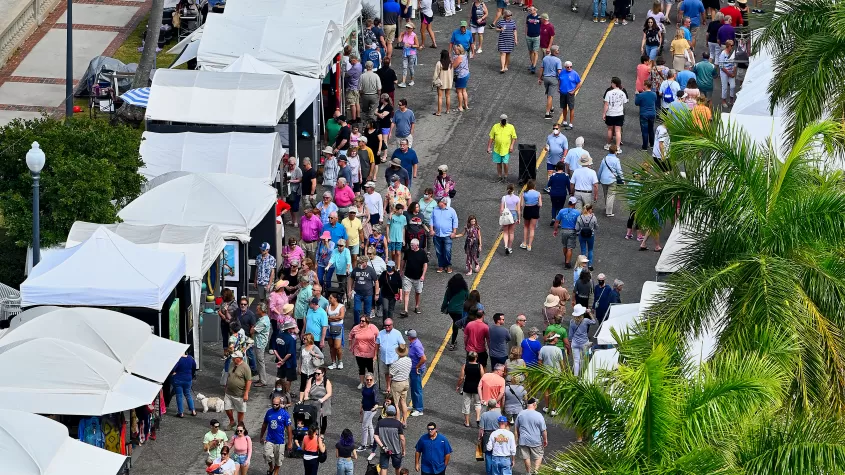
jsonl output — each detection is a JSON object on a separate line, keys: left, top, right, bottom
{"left": 26, "top": 142, "right": 46, "bottom": 266}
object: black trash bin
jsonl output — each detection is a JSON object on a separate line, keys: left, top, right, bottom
{"left": 518, "top": 144, "right": 537, "bottom": 185}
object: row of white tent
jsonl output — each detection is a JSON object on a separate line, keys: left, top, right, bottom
{"left": 0, "top": 306, "right": 189, "bottom": 474}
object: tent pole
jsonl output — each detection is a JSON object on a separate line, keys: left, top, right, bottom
{"left": 288, "top": 101, "right": 297, "bottom": 158}
{"left": 158, "top": 311, "right": 162, "bottom": 337}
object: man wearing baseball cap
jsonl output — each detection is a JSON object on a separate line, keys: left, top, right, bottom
{"left": 487, "top": 416, "right": 517, "bottom": 475}
{"left": 514, "top": 398, "right": 547, "bottom": 474}
{"left": 486, "top": 114, "right": 518, "bottom": 183}
{"left": 553, "top": 196, "right": 581, "bottom": 268}
{"left": 450, "top": 21, "right": 475, "bottom": 57}
{"left": 558, "top": 61, "right": 582, "bottom": 129}
{"left": 374, "top": 405, "right": 406, "bottom": 474}
{"left": 405, "top": 329, "right": 427, "bottom": 416}
{"left": 224, "top": 351, "right": 252, "bottom": 430}
{"left": 254, "top": 242, "right": 276, "bottom": 303}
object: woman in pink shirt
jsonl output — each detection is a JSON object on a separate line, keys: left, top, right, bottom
{"left": 228, "top": 422, "right": 252, "bottom": 475}
{"left": 334, "top": 178, "right": 357, "bottom": 212}
{"left": 348, "top": 315, "right": 380, "bottom": 389}
{"left": 635, "top": 55, "right": 652, "bottom": 92}
{"left": 268, "top": 280, "right": 289, "bottom": 333}
{"left": 281, "top": 237, "right": 306, "bottom": 272}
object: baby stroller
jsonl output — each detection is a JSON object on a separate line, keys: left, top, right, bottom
{"left": 290, "top": 403, "right": 321, "bottom": 458}
{"left": 610, "top": 0, "right": 636, "bottom": 22}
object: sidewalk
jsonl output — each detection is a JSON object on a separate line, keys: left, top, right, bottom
{"left": 0, "top": 0, "right": 151, "bottom": 126}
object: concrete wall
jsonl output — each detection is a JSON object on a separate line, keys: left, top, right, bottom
{"left": 0, "top": 0, "right": 62, "bottom": 70}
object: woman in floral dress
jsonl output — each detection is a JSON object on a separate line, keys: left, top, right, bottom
{"left": 457, "top": 215, "right": 482, "bottom": 275}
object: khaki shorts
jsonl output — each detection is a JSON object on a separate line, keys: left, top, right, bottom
{"left": 390, "top": 379, "right": 409, "bottom": 405}
{"left": 224, "top": 393, "right": 247, "bottom": 413}
{"left": 384, "top": 24, "right": 397, "bottom": 43}
{"left": 402, "top": 275, "right": 423, "bottom": 294}
{"left": 518, "top": 445, "right": 544, "bottom": 463}
{"left": 346, "top": 89, "right": 361, "bottom": 107}
{"left": 461, "top": 392, "right": 481, "bottom": 414}
{"left": 264, "top": 442, "right": 285, "bottom": 466}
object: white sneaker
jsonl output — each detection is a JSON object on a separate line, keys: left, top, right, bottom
{"left": 410, "top": 410, "right": 424, "bottom": 417}
{"left": 328, "top": 363, "right": 337, "bottom": 370}
{"left": 543, "top": 407, "right": 549, "bottom": 413}
{"left": 562, "top": 121, "right": 569, "bottom": 126}
{"left": 617, "top": 147, "right": 622, "bottom": 154}
{"left": 408, "top": 80, "right": 415, "bottom": 86}
{"left": 357, "top": 383, "right": 363, "bottom": 389}
{"left": 338, "top": 362, "right": 344, "bottom": 369}
{"left": 368, "top": 452, "right": 377, "bottom": 461}
{"left": 398, "top": 82, "right": 407, "bottom": 88}
{"left": 603, "top": 143, "right": 611, "bottom": 150}
{"left": 550, "top": 410, "right": 558, "bottom": 416}
{"left": 476, "top": 48, "right": 482, "bottom": 53}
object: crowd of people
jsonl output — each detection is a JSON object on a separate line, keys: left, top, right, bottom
{"left": 167, "top": 0, "right": 759, "bottom": 473}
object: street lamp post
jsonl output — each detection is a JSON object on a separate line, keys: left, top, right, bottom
{"left": 26, "top": 142, "right": 46, "bottom": 267}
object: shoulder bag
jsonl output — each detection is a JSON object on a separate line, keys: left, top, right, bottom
{"left": 601, "top": 159, "right": 625, "bottom": 185}
{"left": 499, "top": 198, "right": 515, "bottom": 226}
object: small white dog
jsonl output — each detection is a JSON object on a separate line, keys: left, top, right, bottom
{"left": 196, "top": 393, "right": 224, "bottom": 413}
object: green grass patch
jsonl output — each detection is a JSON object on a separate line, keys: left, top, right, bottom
{"left": 113, "top": 13, "right": 186, "bottom": 69}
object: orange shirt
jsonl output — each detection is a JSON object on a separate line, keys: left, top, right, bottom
{"left": 692, "top": 104, "right": 712, "bottom": 128}
{"left": 479, "top": 373, "right": 505, "bottom": 406}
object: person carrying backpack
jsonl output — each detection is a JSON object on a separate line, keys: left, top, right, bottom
{"left": 659, "top": 69, "right": 680, "bottom": 110}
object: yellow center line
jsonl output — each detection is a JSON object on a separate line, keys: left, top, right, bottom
{"left": 422, "top": 23, "right": 615, "bottom": 387}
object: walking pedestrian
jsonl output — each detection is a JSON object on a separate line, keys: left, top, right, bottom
{"left": 170, "top": 351, "right": 197, "bottom": 417}
{"left": 519, "top": 180, "right": 541, "bottom": 251}
{"left": 260, "top": 396, "right": 293, "bottom": 475}
{"left": 432, "top": 50, "right": 453, "bottom": 116}
{"left": 592, "top": 273, "right": 614, "bottom": 322}
{"left": 203, "top": 419, "right": 229, "bottom": 462}
{"left": 383, "top": 0, "right": 400, "bottom": 58}
{"left": 642, "top": 18, "right": 662, "bottom": 59}
{"left": 598, "top": 146, "right": 623, "bottom": 217}
{"left": 569, "top": 304, "right": 596, "bottom": 377}
{"left": 228, "top": 422, "right": 252, "bottom": 475}
{"left": 419, "top": 0, "right": 437, "bottom": 47}
{"left": 325, "top": 293, "right": 345, "bottom": 369}
{"left": 718, "top": 40, "right": 737, "bottom": 107}
{"left": 520, "top": 328, "right": 542, "bottom": 366}
{"left": 495, "top": 11, "right": 518, "bottom": 72}
{"left": 514, "top": 399, "right": 547, "bottom": 474}
{"left": 359, "top": 372, "right": 380, "bottom": 451}
{"left": 465, "top": 308, "right": 491, "bottom": 368}
{"left": 349, "top": 315, "right": 380, "bottom": 389}
{"left": 488, "top": 313, "right": 511, "bottom": 369}
{"left": 398, "top": 24, "right": 420, "bottom": 88}
{"left": 635, "top": 80, "right": 658, "bottom": 150}
{"left": 415, "top": 423, "right": 452, "bottom": 475}
{"left": 273, "top": 320, "right": 298, "bottom": 399}
{"left": 670, "top": 29, "right": 692, "bottom": 71}
{"left": 658, "top": 68, "right": 680, "bottom": 111}
{"left": 401, "top": 239, "right": 428, "bottom": 316}
{"left": 456, "top": 215, "right": 482, "bottom": 275}
{"left": 224, "top": 351, "right": 252, "bottom": 430}
{"left": 441, "top": 274, "right": 469, "bottom": 351}
{"left": 692, "top": 52, "right": 716, "bottom": 98}
{"left": 558, "top": 61, "right": 581, "bottom": 129}
{"left": 378, "top": 260, "right": 402, "bottom": 318}
{"left": 679, "top": 0, "right": 706, "bottom": 49}
{"left": 508, "top": 315, "right": 526, "bottom": 356}
{"left": 487, "top": 114, "right": 517, "bottom": 182}
{"left": 500, "top": 183, "right": 520, "bottom": 255}
{"left": 547, "top": 163, "right": 570, "bottom": 227}
{"left": 544, "top": 123, "right": 568, "bottom": 177}
{"left": 336, "top": 429, "right": 359, "bottom": 475}
{"left": 352, "top": 256, "right": 379, "bottom": 325}
{"left": 452, "top": 45, "right": 471, "bottom": 110}
{"left": 478, "top": 399, "right": 500, "bottom": 473}
{"left": 505, "top": 346, "right": 526, "bottom": 385}
{"left": 487, "top": 417, "right": 517, "bottom": 475}
{"left": 375, "top": 319, "right": 406, "bottom": 391}
{"left": 430, "top": 198, "right": 458, "bottom": 273}
{"left": 374, "top": 405, "right": 406, "bottom": 475}
{"left": 538, "top": 334, "right": 566, "bottom": 415}
{"left": 537, "top": 46, "right": 562, "bottom": 119}
{"left": 569, "top": 152, "right": 598, "bottom": 210}
{"left": 300, "top": 423, "right": 326, "bottom": 475}
{"left": 254, "top": 304, "right": 272, "bottom": 387}
{"left": 433, "top": 165, "right": 456, "bottom": 208}
{"left": 479, "top": 364, "right": 506, "bottom": 409}
{"left": 389, "top": 344, "right": 412, "bottom": 425}
{"left": 457, "top": 352, "right": 485, "bottom": 427}
{"left": 406, "top": 330, "right": 427, "bottom": 416}
{"left": 539, "top": 13, "right": 555, "bottom": 53}
{"left": 470, "top": 0, "right": 489, "bottom": 54}
{"left": 391, "top": 98, "right": 416, "bottom": 150}
{"left": 603, "top": 77, "right": 628, "bottom": 152}
{"left": 303, "top": 366, "right": 333, "bottom": 434}
{"left": 525, "top": 7, "right": 541, "bottom": 73}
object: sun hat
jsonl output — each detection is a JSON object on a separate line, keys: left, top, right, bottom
{"left": 544, "top": 294, "right": 561, "bottom": 308}
{"left": 396, "top": 344, "right": 409, "bottom": 356}
{"left": 577, "top": 255, "right": 589, "bottom": 265}
{"left": 572, "top": 304, "right": 587, "bottom": 317}
{"left": 579, "top": 151, "right": 593, "bottom": 165}
{"left": 282, "top": 320, "right": 297, "bottom": 331}
{"left": 320, "top": 231, "right": 331, "bottom": 240}
{"left": 438, "top": 164, "right": 448, "bottom": 172}
{"left": 540, "top": 12, "right": 549, "bottom": 19}
{"left": 282, "top": 303, "right": 295, "bottom": 315}
{"left": 274, "top": 280, "right": 289, "bottom": 290}
{"left": 390, "top": 157, "right": 402, "bottom": 166}
{"left": 322, "top": 146, "right": 334, "bottom": 154}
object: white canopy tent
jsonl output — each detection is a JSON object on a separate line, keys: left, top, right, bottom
{"left": 638, "top": 280, "right": 667, "bottom": 317}
{"left": 197, "top": 15, "right": 342, "bottom": 79}
{"left": 0, "top": 338, "right": 161, "bottom": 416}
{"left": 21, "top": 227, "right": 186, "bottom": 310}
{"left": 223, "top": 0, "right": 362, "bottom": 34}
{"left": 118, "top": 173, "right": 277, "bottom": 242}
{"left": 223, "top": 54, "right": 322, "bottom": 119}
{"left": 66, "top": 222, "right": 224, "bottom": 363}
{"left": 655, "top": 223, "right": 696, "bottom": 275}
{"left": 585, "top": 349, "right": 620, "bottom": 382}
{"left": 139, "top": 131, "right": 283, "bottom": 184}
{"left": 0, "top": 409, "right": 127, "bottom": 475}
{"left": 595, "top": 303, "right": 641, "bottom": 345}
{"left": 0, "top": 307, "right": 188, "bottom": 383}
{"left": 146, "top": 69, "right": 295, "bottom": 127}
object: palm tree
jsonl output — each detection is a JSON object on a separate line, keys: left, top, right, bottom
{"left": 626, "top": 112, "right": 845, "bottom": 412}
{"left": 521, "top": 324, "right": 845, "bottom": 474}
{"left": 757, "top": 0, "right": 845, "bottom": 145}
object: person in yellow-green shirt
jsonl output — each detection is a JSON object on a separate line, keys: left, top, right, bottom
{"left": 544, "top": 313, "right": 570, "bottom": 355}
{"left": 486, "top": 114, "right": 518, "bottom": 183}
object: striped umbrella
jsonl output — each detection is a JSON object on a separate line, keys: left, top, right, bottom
{"left": 119, "top": 87, "right": 150, "bottom": 107}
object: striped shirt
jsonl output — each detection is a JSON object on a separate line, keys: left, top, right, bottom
{"left": 389, "top": 356, "right": 413, "bottom": 382}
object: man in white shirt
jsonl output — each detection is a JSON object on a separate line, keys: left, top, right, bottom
{"left": 652, "top": 124, "right": 671, "bottom": 171}
{"left": 486, "top": 416, "right": 517, "bottom": 475}
{"left": 569, "top": 152, "right": 599, "bottom": 210}
{"left": 602, "top": 77, "right": 628, "bottom": 154}
{"left": 563, "top": 136, "right": 585, "bottom": 176}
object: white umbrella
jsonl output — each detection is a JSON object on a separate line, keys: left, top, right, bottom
{"left": 0, "top": 408, "right": 127, "bottom": 475}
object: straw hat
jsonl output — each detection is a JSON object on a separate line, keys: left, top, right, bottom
{"left": 576, "top": 255, "right": 589, "bottom": 265}
{"left": 282, "top": 303, "right": 295, "bottom": 315}
{"left": 396, "top": 344, "right": 409, "bottom": 356}
{"left": 274, "top": 280, "right": 289, "bottom": 290}
{"left": 543, "top": 294, "right": 561, "bottom": 308}
{"left": 579, "top": 151, "right": 593, "bottom": 166}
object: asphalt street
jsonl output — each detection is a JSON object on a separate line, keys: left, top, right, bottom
{"left": 131, "top": 1, "right": 679, "bottom": 473}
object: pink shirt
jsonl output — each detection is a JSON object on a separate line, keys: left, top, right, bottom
{"left": 464, "top": 319, "right": 490, "bottom": 353}
{"left": 269, "top": 291, "right": 288, "bottom": 322}
{"left": 349, "top": 323, "right": 380, "bottom": 358}
{"left": 281, "top": 245, "right": 305, "bottom": 268}
{"left": 334, "top": 185, "right": 356, "bottom": 207}
{"left": 636, "top": 63, "right": 650, "bottom": 93}
{"left": 300, "top": 214, "right": 324, "bottom": 242}
{"left": 229, "top": 435, "right": 252, "bottom": 460}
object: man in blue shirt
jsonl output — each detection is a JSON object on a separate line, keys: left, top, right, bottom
{"left": 553, "top": 197, "right": 581, "bottom": 268}
{"left": 544, "top": 123, "right": 568, "bottom": 177}
{"left": 634, "top": 82, "right": 658, "bottom": 150}
{"left": 305, "top": 298, "right": 328, "bottom": 346}
{"left": 325, "top": 212, "right": 348, "bottom": 244}
{"left": 405, "top": 329, "right": 427, "bottom": 416}
{"left": 538, "top": 45, "right": 562, "bottom": 119}
{"left": 272, "top": 320, "right": 299, "bottom": 396}
{"left": 430, "top": 198, "right": 459, "bottom": 273}
{"left": 679, "top": 0, "right": 705, "bottom": 48}
{"left": 676, "top": 63, "right": 696, "bottom": 90}
{"left": 547, "top": 162, "right": 571, "bottom": 226}
{"left": 564, "top": 136, "right": 585, "bottom": 175}
{"left": 415, "top": 423, "right": 452, "bottom": 475}
{"left": 382, "top": 0, "right": 401, "bottom": 58}
{"left": 260, "top": 396, "right": 292, "bottom": 475}
{"left": 449, "top": 21, "right": 474, "bottom": 57}
{"left": 525, "top": 7, "right": 542, "bottom": 73}
{"left": 558, "top": 61, "right": 582, "bottom": 129}
{"left": 391, "top": 99, "right": 416, "bottom": 148}
{"left": 391, "top": 140, "right": 419, "bottom": 187}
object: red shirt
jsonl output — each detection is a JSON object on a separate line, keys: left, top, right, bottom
{"left": 539, "top": 22, "right": 556, "bottom": 49}
{"left": 719, "top": 6, "right": 743, "bottom": 26}
{"left": 464, "top": 319, "right": 490, "bottom": 353}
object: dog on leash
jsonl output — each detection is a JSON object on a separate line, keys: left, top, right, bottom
{"left": 196, "top": 393, "right": 224, "bottom": 413}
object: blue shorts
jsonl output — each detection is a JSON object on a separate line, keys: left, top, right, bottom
{"left": 547, "top": 162, "right": 559, "bottom": 171}
{"left": 388, "top": 242, "right": 403, "bottom": 252}
{"left": 492, "top": 151, "right": 510, "bottom": 164}
{"left": 233, "top": 454, "right": 248, "bottom": 465}
{"left": 455, "top": 74, "right": 469, "bottom": 89}
{"left": 381, "top": 128, "right": 391, "bottom": 136}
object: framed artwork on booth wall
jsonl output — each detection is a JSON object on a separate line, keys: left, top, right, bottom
{"left": 222, "top": 241, "right": 239, "bottom": 282}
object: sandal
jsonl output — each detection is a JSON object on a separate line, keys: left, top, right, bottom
{"left": 654, "top": 247, "right": 663, "bottom": 252}
{"left": 414, "top": 307, "right": 421, "bottom": 314}
{"left": 433, "top": 112, "right": 441, "bottom": 116}
{"left": 448, "top": 343, "right": 456, "bottom": 351}
{"left": 400, "top": 311, "right": 409, "bottom": 318}
{"left": 638, "top": 246, "right": 648, "bottom": 251}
